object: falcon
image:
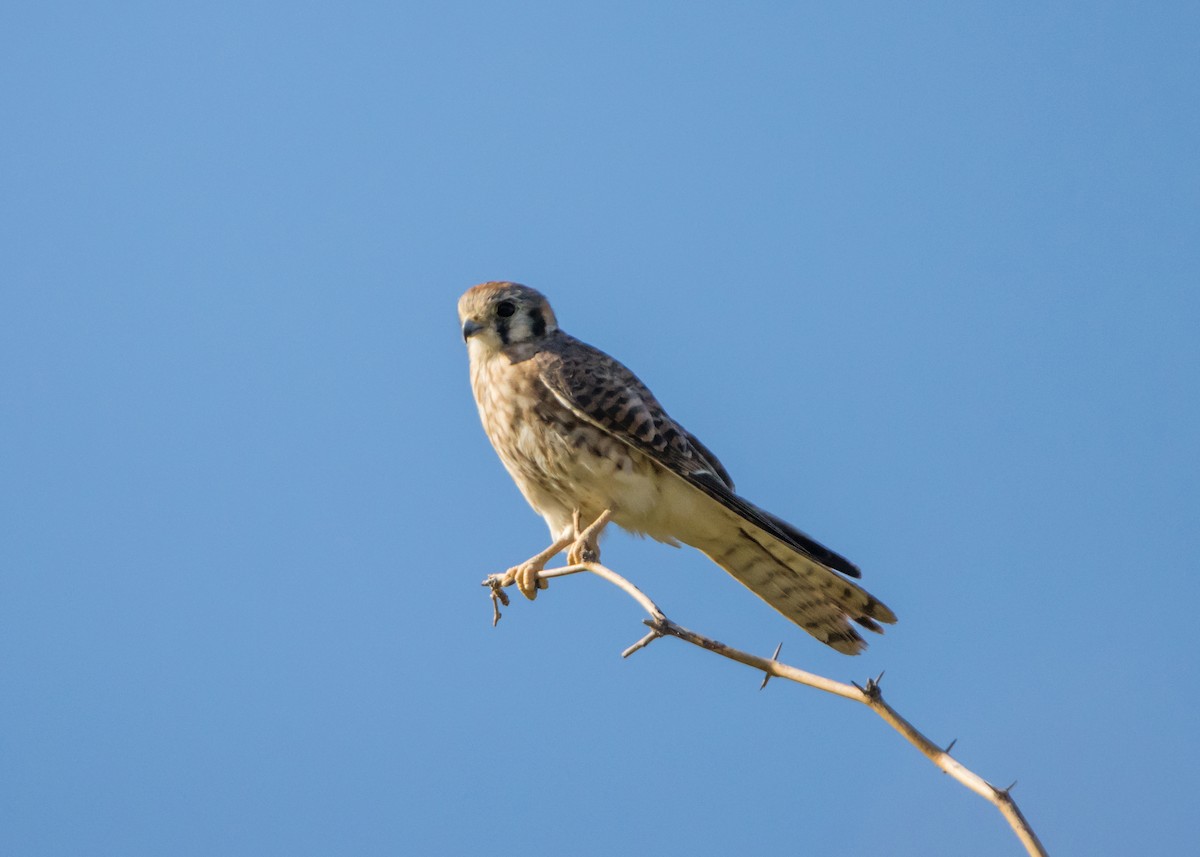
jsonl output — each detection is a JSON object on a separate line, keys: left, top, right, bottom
{"left": 458, "top": 281, "right": 896, "bottom": 654}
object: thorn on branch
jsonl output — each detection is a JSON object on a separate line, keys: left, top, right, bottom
{"left": 473, "top": 557, "right": 1047, "bottom": 857}
{"left": 759, "top": 641, "right": 784, "bottom": 690}
{"left": 858, "top": 671, "right": 885, "bottom": 702}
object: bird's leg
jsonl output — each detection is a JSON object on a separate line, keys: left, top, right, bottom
{"left": 567, "top": 509, "right": 613, "bottom": 566}
{"left": 501, "top": 531, "right": 574, "bottom": 601}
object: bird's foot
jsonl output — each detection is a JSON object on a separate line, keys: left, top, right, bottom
{"left": 498, "top": 530, "right": 576, "bottom": 601}
{"left": 567, "top": 534, "right": 599, "bottom": 565}
{"left": 501, "top": 559, "right": 551, "bottom": 601}
{"left": 567, "top": 509, "right": 613, "bottom": 566}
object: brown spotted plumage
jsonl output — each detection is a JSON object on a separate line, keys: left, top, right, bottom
{"left": 458, "top": 282, "right": 896, "bottom": 654}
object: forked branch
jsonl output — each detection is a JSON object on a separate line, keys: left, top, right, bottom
{"left": 483, "top": 561, "right": 1048, "bottom": 857}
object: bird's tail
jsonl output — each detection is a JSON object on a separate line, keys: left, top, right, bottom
{"left": 690, "top": 517, "right": 896, "bottom": 655}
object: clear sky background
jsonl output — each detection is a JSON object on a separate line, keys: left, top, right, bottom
{"left": 3, "top": 3, "right": 1198, "bottom": 855}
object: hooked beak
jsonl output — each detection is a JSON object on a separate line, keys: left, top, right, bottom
{"left": 461, "top": 318, "right": 484, "bottom": 341}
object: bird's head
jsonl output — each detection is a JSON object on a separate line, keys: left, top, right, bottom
{"left": 458, "top": 282, "right": 558, "bottom": 354}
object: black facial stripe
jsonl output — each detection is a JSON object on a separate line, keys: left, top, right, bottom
{"left": 496, "top": 316, "right": 510, "bottom": 345}
{"left": 530, "top": 308, "right": 546, "bottom": 337}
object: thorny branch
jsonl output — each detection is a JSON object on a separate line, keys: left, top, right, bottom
{"left": 482, "top": 560, "right": 1048, "bottom": 857}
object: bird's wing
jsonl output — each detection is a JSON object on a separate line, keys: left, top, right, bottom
{"left": 534, "top": 334, "right": 862, "bottom": 579}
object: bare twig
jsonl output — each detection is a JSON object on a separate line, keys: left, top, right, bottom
{"left": 483, "top": 576, "right": 510, "bottom": 627}
{"left": 620, "top": 628, "right": 663, "bottom": 658}
{"left": 483, "top": 559, "right": 1048, "bottom": 857}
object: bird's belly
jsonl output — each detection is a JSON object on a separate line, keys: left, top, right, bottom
{"left": 558, "top": 446, "right": 716, "bottom": 547}
{"left": 505, "top": 420, "right": 692, "bottom": 543}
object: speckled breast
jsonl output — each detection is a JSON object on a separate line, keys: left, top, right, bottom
{"left": 470, "top": 352, "right": 654, "bottom": 517}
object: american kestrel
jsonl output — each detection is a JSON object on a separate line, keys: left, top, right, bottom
{"left": 459, "top": 282, "right": 896, "bottom": 654}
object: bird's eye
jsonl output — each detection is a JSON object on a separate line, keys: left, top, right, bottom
{"left": 496, "top": 301, "right": 517, "bottom": 318}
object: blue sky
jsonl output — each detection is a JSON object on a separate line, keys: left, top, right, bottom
{"left": 2, "top": 3, "right": 1198, "bottom": 855}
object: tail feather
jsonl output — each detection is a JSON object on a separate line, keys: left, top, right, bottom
{"left": 693, "top": 515, "right": 896, "bottom": 655}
